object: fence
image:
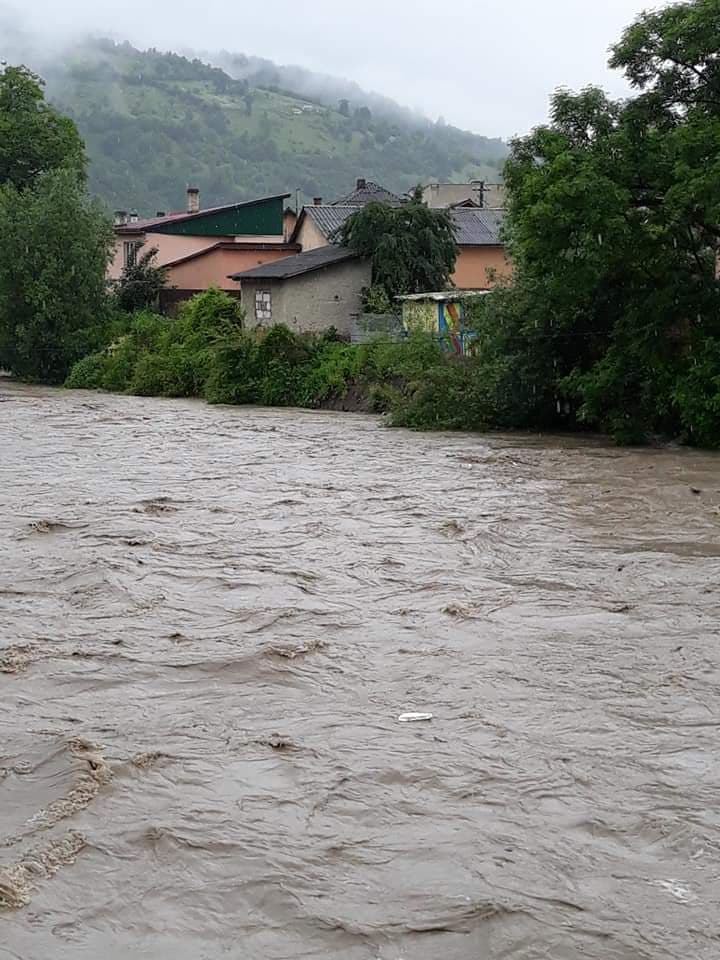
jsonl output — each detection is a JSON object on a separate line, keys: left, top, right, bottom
{"left": 349, "top": 313, "right": 404, "bottom": 344}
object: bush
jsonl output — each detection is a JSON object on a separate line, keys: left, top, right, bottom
{"left": 674, "top": 337, "right": 720, "bottom": 449}
{"left": 389, "top": 357, "right": 494, "bottom": 431}
{"left": 64, "top": 352, "right": 108, "bottom": 390}
{"left": 65, "top": 289, "right": 244, "bottom": 396}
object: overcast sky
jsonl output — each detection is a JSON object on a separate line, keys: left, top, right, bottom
{"left": 7, "top": 0, "right": 663, "bottom": 137}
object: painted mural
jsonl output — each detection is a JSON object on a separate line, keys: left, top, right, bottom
{"left": 401, "top": 297, "right": 479, "bottom": 356}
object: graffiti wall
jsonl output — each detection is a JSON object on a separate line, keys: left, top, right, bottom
{"left": 401, "top": 298, "right": 478, "bottom": 355}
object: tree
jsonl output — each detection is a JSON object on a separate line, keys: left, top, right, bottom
{"left": 116, "top": 246, "right": 169, "bottom": 313}
{"left": 340, "top": 188, "right": 458, "bottom": 301}
{"left": 339, "top": 99, "right": 350, "bottom": 117}
{"left": 352, "top": 105, "right": 372, "bottom": 131}
{"left": 0, "top": 65, "right": 86, "bottom": 190}
{"left": 0, "top": 169, "right": 114, "bottom": 383}
{"left": 481, "top": 0, "right": 720, "bottom": 443}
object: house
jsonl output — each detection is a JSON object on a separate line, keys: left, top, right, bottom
{"left": 291, "top": 182, "right": 510, "bottom": 289}
{"left": 110, "top": 188, "right": 298, "bottom": 310}
{"left": 421, "top": 181, "right": 506, "bottom": 209}
{"left": 450, "top": 207, "right": 511, "bottom": 288}
{"left": 229, "top": 245, "right": 371, "bottom": 336}
{"left": 292, "top": 203, "right": 358, "bottom": 252}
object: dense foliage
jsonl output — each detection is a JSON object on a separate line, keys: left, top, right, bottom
{"left": 65, "top": 287, "right": 483, "bottom": 426}
{"left": 26, "top": 39, "right": 508, "bottom": 212}
{"left": 0, "top": 66, "right": 86, "bottom": 190}
{"left": 340, "top": 190, "right": 458, "bottom": 301}
{"left": 116, "top": 246, "right": 169, "bottom": 313}
{"left": 470, "top": 0, "right": 720, "bottom": 445}
{"left": 0, "top": 68, "right": 114, "bottom": 383}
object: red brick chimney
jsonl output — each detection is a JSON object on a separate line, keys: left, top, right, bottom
{"left": 356, "top": 178, "right": 366, "bottom": 190}
{"left": 313, "top": 197, "right": 323, "bottom": 205}
{"left": 187, "top": 186, "right": 200, "bottom": 214}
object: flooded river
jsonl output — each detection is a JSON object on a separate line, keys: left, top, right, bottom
{"left": 2, "top": 380, "right": 720, "bottom": 959}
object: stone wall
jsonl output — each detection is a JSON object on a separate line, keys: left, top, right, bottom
{"left": 241, "top": 258, "right": 371, "bottom": 336}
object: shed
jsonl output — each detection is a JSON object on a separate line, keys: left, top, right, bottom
{"left": 397, "top": 291, "right": 489, "bottom": 355}
{"left": 230, "top": 245, "right": 371, "bottom": 336}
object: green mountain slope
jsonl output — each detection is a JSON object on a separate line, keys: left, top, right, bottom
{"left": 33, "top": 39, "right": 507, "bottom": 214}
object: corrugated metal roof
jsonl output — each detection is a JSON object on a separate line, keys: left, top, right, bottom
{"left": 450, "top": 208, "right": 504, "bottom": 245}
{"left": 229, "top": 245, "right": 359, "bottom": 281}
{"left": 396, "top": 290, "right": 490, "bottom": 302}
{"left": 299, "top": 205, "right": 504, "bottom": 247}
{"left": 115, "top": 194, "right": 291, "bottom": 234}
{"left": 301, "top": 204, "right": 361, "bottom": 240}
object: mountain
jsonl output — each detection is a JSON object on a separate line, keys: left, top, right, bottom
{"left": 25, "top": 39, "right": 507, "bottom": 214}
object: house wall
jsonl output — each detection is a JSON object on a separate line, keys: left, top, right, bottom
{"left": 167, "top": 246, "right": 297, "bottom": 292}
{"left": 109, "top": 234, "right": 225, "bottom": 280}
{"left": 423, "top": 182, "right": 506, "bottom": 209}
{"left": 109, "top": 233, "right": 287, "bottom": 280}
{"left": 453, "top": 245, "right": 511, "bottom": 289}
{"left": 284, "top": 208, "right": 298, "bottom": 241}
{"left": 241, "top": 259, "right": 371, "bottom": 336}
{"left": 294, "top": 217, "right": 330, "bottom": 252}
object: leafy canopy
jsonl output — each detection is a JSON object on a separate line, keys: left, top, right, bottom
{"left": 0, "top": 65, "right": 86, "bottom": 190}
{"left": 0, "top": 169, "right": 114, "bottom": 383}
{"left": 475, "top": 0, "right": 720, "bottom": 445}
{"left": 340, "top": 189, "right": 458, "bottom": 301}
{"left": 116, "top": 246, "right": 169, "bottom": 313}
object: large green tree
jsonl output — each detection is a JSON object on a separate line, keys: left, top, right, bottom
{"left": 0, "top": 66, "right": 86, "bottom": 190}
{"left": 339, "top": 189, "right": 458, "bottom": 302}
{"left": 0, "top": 170, "right": 114, "bottom": 383}
{"left": 478, "top": 0, "right": 720, "bottom": 444}
{"left": 0, "top": 66, "right": 112, "bottom": 383}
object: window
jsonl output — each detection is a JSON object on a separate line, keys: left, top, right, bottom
{"left": 255, "top": 289, "right": 272, "bottom": 321}
{"left": 123, "top": 241, "right": 143, "bottom": 269}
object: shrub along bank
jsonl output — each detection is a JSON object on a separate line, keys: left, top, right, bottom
{"left": 65, "top": 288, "right": 495, "bottom": 431}
{"left": 65, "top": 286, "right": 720, "bottom": 446}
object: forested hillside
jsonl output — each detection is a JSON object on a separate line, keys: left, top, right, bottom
{"left": 31, "top": 39, "right": 507, "bottom": 213}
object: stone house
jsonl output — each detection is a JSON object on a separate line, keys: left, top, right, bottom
{"left": 230, "top": 246, "right": 371, "bottom": 336}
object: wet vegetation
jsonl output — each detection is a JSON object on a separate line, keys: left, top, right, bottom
{"left": 65, "top": 288, "right": 477, "bottom": 428}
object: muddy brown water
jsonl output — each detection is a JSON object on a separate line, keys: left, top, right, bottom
{"left": 1, "top": 380, "right": 720, "bottom": 959}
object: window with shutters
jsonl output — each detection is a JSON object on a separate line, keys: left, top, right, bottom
{"left": 255, "top": 290, "right": 272, "bottom": 321}
{"left": 123, "top": 241, "right": 143, "bottom": 268}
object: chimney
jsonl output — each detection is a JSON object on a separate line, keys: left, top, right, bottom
{"left": 155, "top": 210, "right": 166, "bottom": 218}
{"left": 114, "top": 210, "right": 128, "bottom": 226}
{"left": 187, "top": 186, "right": 200, "bottom": 214}
{"left": 356, "top": 178, "right": 366, "bottom": 191}
{"left": 129, "top": 210, "right": 139, "bottom": 224}
{"left": 313, "top": 197, "right": 323, "bottom": 206}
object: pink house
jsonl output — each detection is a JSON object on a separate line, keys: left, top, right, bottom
{"left": 111, "top": 188, "right": 298, "bottom": 309}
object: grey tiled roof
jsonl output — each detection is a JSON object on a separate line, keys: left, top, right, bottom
{"left": 229, "top": 245, "right": 359, "bottom": 281}
{"left": 331, "top": 182, "right": 404, "bottom": 206}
